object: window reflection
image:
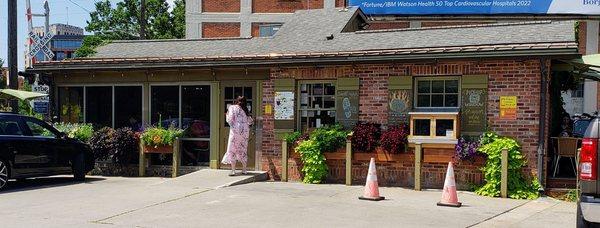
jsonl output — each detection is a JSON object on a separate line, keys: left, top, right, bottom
{"left": 85, "top": 86, "right": 113, "bottom": 128}
{"left": 58, "top": 87, "right": 84, "bottom": 123}
{"left": 115, "top": 86, "right": 143, "bottom": 131}
{"left": 151, "top": 86, "right": 179, "bottom": 128}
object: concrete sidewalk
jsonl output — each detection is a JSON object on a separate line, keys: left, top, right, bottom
{"left": 0, "top": 174, "right": 575, "bottom": 228}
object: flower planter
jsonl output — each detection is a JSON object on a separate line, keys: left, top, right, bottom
{"left": 353, "top": 147, "right": 412, "bottom": 162}
{"left": 323, "top": 148, "right": 346, "bottom": 160}
{"left": 142, "top": 145, "right": 174, "bottom": 154}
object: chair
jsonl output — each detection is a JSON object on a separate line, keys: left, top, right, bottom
{"left": 553, "top": 137, "right": 579, "bottom": 177}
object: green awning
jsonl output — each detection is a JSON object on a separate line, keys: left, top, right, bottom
{"left": 564, "top": 54, "right": 600, "bottom": 81}
{"left": 0, "top": 89, "right": 48, "bottom": 101}
{"left": 570, "top": 54, "right": 600, "bottom": 68}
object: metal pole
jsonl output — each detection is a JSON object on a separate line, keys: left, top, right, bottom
{"left": 8, "top": 0, "right": 19, "bottom": 112}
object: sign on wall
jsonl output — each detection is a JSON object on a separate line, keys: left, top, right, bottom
{"left": 499, "top": 96, "right": 517, "bottom": 119}
{"left": 349, "top": 0, "right": 600, "bottom": 15}
{"left": 389, "top": 90, "right": 412, "bottom": 125}
{"left": 274, "top": 91, "right": 294, "bottom": 120}
{"left": 461, "top": 89, "right": 486, "bottom": 135}
{"left": 336, "top": 90, "right": 359, "bottom": 128}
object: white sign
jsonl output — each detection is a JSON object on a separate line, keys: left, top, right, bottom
{"left": 31, "top": 83, "right": 50, "bottom": 114}
{"left": 274, "top": 91, "right": 295, "bottom": 120}
{"left": 28, "top": 31, "right": 55, "bottom": 60}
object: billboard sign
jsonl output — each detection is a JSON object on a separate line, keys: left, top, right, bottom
{"left": 349, "top": 0, "right": 600, "bottom": 15}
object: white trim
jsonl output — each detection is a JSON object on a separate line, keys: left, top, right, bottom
{"left": 408, "top": 138, "right": 458, "bottom": 145}
{"left": 408, "top": 112, "right": 459, "bottom": 115}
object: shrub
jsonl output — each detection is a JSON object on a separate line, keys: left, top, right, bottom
{"left": 89, "top": 127, "right": 115, "bottom": 161}
{"left": 455, "top": 138, "right": 479, "bottom": 161}
{"left": 309, "top": 124, "right": 349, "bottom": 153}
{"left": 53, "top": 122, "right": 94, "bottom": 142}
{"left": 475, "top": 135, "right": 540, "bottom": 199}
{"left": 283, "top": 131, "right": 302, "bottom": 145}
{"left": 110, "top": 128, "right": 140, "bottom": 165}
{"left": 379, "top": 124, "right": 409, "bottom": 153}
{"left": 295, "top": 140, "right": 328, "bottom": 184}
{"left": 141, "top": 126, "right": 184, "bottom": 148}
{"left": 351, "top": 122, "right": 381, "bottom": 152}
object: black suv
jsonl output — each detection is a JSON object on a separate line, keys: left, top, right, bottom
{"left": 577, "top": 118, "right": 600, "bottom": 227}
{"left": 0, "top": 113, "right": 94, "bottom": 190}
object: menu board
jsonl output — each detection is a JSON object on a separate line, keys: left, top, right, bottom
{"left": 388, "top": 89, "right": 411, "bottom": 125}
{"left": 336, "top": 90, "right": 359, "bottom": 128}
{"left": 461, "top": 89, "right": 486, "bottom": 135}
{"left": 274, "top": 91, "right": 294, "bottom": 120}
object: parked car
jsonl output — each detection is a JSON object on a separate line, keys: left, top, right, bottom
{"left": 0, "top": 113, "right": 94, "bottom": 190}
{"left": 577, "top": 117, "right": 600, "bottom": 227}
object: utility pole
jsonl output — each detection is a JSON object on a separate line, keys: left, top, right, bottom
{"left": 8, "top": 0, "right": 19, "bottom": 112}
{"left": 140, "top": 0, "right": 146, "bottom": 39}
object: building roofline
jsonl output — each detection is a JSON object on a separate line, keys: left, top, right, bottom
{"left": 29, "top": 42, "right": 579, "bottom": 72}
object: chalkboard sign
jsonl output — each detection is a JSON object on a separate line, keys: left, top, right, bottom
{"left": 461, "top": 89, "right": 486, "bottom": 136}
{"left": 389, "top": 89, "right": 411, "bottom": 125}
{"left": 336, "top": 90, "right": 359, "bottom": 128}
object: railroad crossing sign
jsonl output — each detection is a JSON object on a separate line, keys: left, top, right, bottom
{"left": 28, "top": 31, "right": 54, "bottom": 60}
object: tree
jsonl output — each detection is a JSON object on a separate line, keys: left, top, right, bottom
{"left": 0, "top": 58, "right": 5, "bottom": 89}
{"left": 75, "top": 0, "right": 186, "bottom": 58}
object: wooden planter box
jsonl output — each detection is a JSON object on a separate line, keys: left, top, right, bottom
{"left": 142, "top": 145, "right": 174, "bottom": 154}
{"left": 323, "top": 148, "right": 346, "bottom": 160}
{"left": 353, "top": 147, "right": 412, "bottom": 162}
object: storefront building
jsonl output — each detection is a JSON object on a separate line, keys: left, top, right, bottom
{"left": 31, "top": 7, "right": 579, "bottom": 189}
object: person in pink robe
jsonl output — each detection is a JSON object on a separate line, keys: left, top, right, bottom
{"left": 222, "top": 96, "right": 253, "bottom": 176}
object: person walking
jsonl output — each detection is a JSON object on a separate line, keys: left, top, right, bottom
{"left": 222, "top": 96, "right": 253, "bottom": 176}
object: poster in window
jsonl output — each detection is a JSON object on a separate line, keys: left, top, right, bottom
{"left": 388, "top": 90, "right": 411, "bottom": 125}
{"left": 336, "top": 90, "right": 359, "bottom": 128}
{"left": 461, "top": 89, "right": 486, "bottom": 136}
{"left": 274, "top": 91, "right": 294, "bottom": 120}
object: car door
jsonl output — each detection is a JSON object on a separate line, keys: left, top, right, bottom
{"left": 23, "top": 118, "right": 75, "bottom": 173}
{"left": 20, "top": 117, "right": 62, "bottom": 174}
{"left": 0, "top": 115, "right": 44, "bottom": 177}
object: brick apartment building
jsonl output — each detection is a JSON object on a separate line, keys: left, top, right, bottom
{"left": 32, "top": 7, "right": 581, "bottom": 189}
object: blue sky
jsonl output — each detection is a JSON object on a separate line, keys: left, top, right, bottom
{"left": 0, "top": 0, "right": 175, "bottom": 69}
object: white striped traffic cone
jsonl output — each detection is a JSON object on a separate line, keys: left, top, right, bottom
{"left": 437, "top": 162, "right": 462, "bottom": 207}
{"left": 359, "top": 158, "right": 385, "bottom": 201}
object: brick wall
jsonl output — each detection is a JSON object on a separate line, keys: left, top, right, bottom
{"left": 367, "top": 22, "right": 410, "bottom": 30}
{"left": 252, "top": 0, "right": 324, "bottom": 13}
{"left": 260, "top": 58, "right": 547, "bottom": 188}
{"left": 202, "top": 22, "right": 241, "bottom": 38}
{"left": 202, "top": 0, "right": 241, "bottom": 12}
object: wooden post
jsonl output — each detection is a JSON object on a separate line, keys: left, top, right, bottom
{"left": 414, "top": 143, "right": 422, "bottom": 191}
{"left": 172, "top": 138, "right": 181, "bottom": 178}
{"left": 139, "top": 141, "right": 145, "bottom": 177}
{"left": 282, "top": 141, "right": 288, "bottom": 182}
{"left": 345, "top": 139, "right": 352, "bottom": 186}
{"left": 501, "top": 148, "right": 508, "bottom": 198}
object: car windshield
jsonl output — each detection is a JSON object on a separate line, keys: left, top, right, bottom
{"left": 573, "top": 119, "right": 591, "bottom": 138}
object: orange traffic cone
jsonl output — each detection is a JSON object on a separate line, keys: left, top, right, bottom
{"left": 437, "top": 162, "right": 462, "bottom": 207}
{"left": 359, "top": 158, "right": 385, "bottom": 201}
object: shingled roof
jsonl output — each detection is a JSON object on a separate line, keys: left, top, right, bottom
{"left": 33, "top": 7, "right": 578, "bottom": 71}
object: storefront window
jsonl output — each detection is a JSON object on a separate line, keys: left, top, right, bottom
{"left": 85, "top": 86, "right": 113, "bottom": 128}
{"left": 151, "top": 86, "right": 179, "bottom": 128}
{"left": 58, "top": 87, "right": 83, "bottom": 123}
{"left": 181, "top": 85, "right": 211, "bottom": 166}
{"left": 115, "top": 86, "right": 143, "bottom": 130}
{"left": 416, "top": 78, "right": 459, "bottom": 108}
{"left": 298, "top": 82, "right": 336, "bottom": 131}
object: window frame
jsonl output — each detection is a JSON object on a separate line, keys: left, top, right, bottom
{"left": 149, "top": 82, "right": 212, "bottom": 134}
{"left": 413, "top": 76, "right": 461, "bottom": 109}
{"left": 258, "top": 23, "right": 282, "bottom": 37}
{"left": 56, "top": 84, "right": 144, "bottom": 129}
{"left": 296, "top": 80, "right": 337, "bottom": 131}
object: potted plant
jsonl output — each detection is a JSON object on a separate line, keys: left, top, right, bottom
{"left": 140, "top": 126, "right": 184, "bottom": 153}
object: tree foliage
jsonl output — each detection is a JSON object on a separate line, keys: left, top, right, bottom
{"left": 75, "top": 0, "right": 186, "bottom": 58}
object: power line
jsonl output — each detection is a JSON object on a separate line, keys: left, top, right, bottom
{"left": 65, "top": 0, "right": 91, "bottom": 13}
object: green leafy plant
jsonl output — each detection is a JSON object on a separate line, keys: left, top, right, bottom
{"left": 309, "top": 124, "right": 349, "bottom": 153}
{"left": 141, "top": 126, "right": 184, "bottom": 148}
{"left": 53, "top": 122, "right": 94, "bottom": 142}
{"left": 283, "top": 131, "right": 302, "bottom": 145}
{"left": 295, "top": 140, "right": 328, "bottom": 184}
{"left": 475, "top": 134, "right": 540, "bottom": 199}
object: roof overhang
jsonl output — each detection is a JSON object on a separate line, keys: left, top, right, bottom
{"left": 561, "top": 54, "right": 600, "bottom": 81}
{"left": 28, "top": 43, "right": 579, "bottom": 73}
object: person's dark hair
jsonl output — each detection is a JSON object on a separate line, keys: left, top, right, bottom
{"left": 235, "top": 96, "right": 250, "bottom": 117}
